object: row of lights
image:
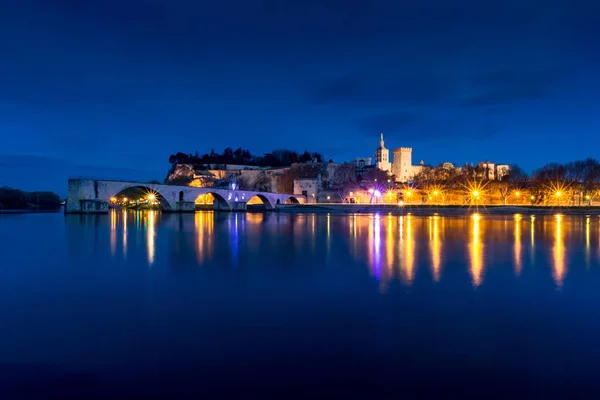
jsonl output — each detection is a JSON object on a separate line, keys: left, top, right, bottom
{"left": 110, "top": 194, "right": 158, "bottom": 204}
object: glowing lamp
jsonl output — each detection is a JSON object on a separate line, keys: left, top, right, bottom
{"left": 147, "top": 194, "right": 156, "bottom": 202}
{"left": 374, "top": 190, "right": 381, "bottom": 198}
{"left": 110, "top": 197, "right": 117, "bottom": 203}
{"left": 433, "top": 190, "right": 439, "bottom": 196}
{"left": 406, "top": 190, "right": 412, "bottom": 196}
{"left": 472, "top": 190, "right": 480, "bottom": 197}
{"left": 368, "top": 188, "right": 374, "bottom": 194}
{"left": 515, "top": 191, "right": 520, "bottom": 197}
{"left": 327, "top": 195, "right": 331, "bottom": 200}
{"left": 123, "top": 197, "right": 128, "bottom": 202}
{"left": 231, "top": 183, "right": 236, "bottom": 190}
{"left": 530, "top": 196, "right": 535, "bottom": 200}
{"left": 349, "top": 192, "right": 354, "bottom": 196}
{"left": 555, "top": 191, "right": 562, "bottom": 198}
{"left": 586, "top": 195, "right": 591, "bottom": 200}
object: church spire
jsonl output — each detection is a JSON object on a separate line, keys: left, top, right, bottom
{"left": 379, "top": 133, "right": 384, "bottom": 148}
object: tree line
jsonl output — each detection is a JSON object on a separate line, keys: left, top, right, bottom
{"left": 410, "top": 158, "right": 600, "bottom": 205}
{"left": 168, "top": 147, "right": 326, "bottom": 168}
{"left": 0, "top": 187, "right": 62, "bottom": 210}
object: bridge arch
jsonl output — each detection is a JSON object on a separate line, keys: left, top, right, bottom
{"left": 247, "top": 194, "right": 275, "bottom": 210}
{"left": 194, "top": 192, "right": 231, "bottom": 211}
{"left": 285, "top": 196, "right": 300, "bottom": 204}
{"left": 110, "top": 185, "right": 172, "bottom": 211}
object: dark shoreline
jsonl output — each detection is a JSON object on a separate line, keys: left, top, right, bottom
{"left": 0, "top": 208, "right": 62, "bottom": 214}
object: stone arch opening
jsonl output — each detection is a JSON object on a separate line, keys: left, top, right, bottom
{"left": 247, "top": 194, "right": 275, "bottom": 211}
{"left": 285, "top": 196, "right": 300, "bottom": 204}
{"left": 194, "top": 192, "right": 231, "bottom": 211}
{"left": 179, "top": 191, "right": 184, "bottom": 201}
{"left": 110, "top": 186, "right": 171, "bottom": 211}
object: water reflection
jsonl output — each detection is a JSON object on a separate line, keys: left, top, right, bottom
{"left": 553, "top": 214, "right": 566, "bottom": 288}
{"left": 429, "top": 216, "right": 441, "bottom": 281}
{"left": 586, "top": 216, "right": 591, "bottom": 268}
{"left": 122, "top": 210, "right": 128, "bottom": 258}
{"left": 147, "top": 211, "right": 157, "bottom": 265}
{"left": 65, "top": 211, "right": 600, "bottom": 289}
{"left": 514, "top": 214, "right": 522, "bottom": 276}
{"left": 469, "top": 214, "right": 484, "bottom": 288}
{"left": 195, "top": 211, "right": 214, "bottom": 264}
{"left": 401, "top": 215, "right": 415, "bottom": 286}
{"left": 110, "top": 209, "right": 117, "bottom": 256}
{"left": 368, "top": 214, "right": 382, "bottom": 279}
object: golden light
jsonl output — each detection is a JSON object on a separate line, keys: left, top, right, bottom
{"left": 147, "top": 194, "right": 156, "bottom": 202}
{"left": 387, "top": 179, "right": 391, "bottom": 183}
{"left": 123, "top": 197, "right": 128, "bottom": 202}
{"left": 349, "top": 192, "right": 354, "bottom": 196}
{"left": 406, "top": 190, "right": 412, "bottom": 197}
{"left": 472, "top": 190, "right": 480, "bottom": 198}
{"left": 586, "top": 195, "right": 591, "bottom": 200}
{"left": 433, "top": 190, "right": 439, "bottom": 196}
{"left": 555, "top": 191, "right": 562, "bottom": 198}
{"left": 368, "top": 188, "right": 374, "bottom": 194}
{"left": 515, "top": 191, "right": 520, "bottom": 197}
{"left": 110, "top": 197, "right": 117, "bottom": 203}
{"left": 530, "top": 195, "right": 535, "bottom": 200}
{"left": 327, "top": 195, "right": 331, "bottom": 200}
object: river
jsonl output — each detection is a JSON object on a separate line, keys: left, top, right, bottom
{"left": 2, "top": 210, "right": 600, "bottom": 398}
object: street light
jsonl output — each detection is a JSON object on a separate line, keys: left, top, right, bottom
{"left": 147, "top": 194, "right": 156, "bottom": 202}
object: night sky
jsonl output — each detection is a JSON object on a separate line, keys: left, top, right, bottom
{"left": 1, "top": 0, "right": 599, "bottom": 195}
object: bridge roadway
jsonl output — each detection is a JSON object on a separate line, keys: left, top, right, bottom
{"left": 66, "top": 178, "right": 304, "bottom": 213}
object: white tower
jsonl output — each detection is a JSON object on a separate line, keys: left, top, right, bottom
{"left": 392, "top": 147, "right": 413, "bottom": 182}
{"left": 374, "top": 133, "right": 391, "bottom": 173}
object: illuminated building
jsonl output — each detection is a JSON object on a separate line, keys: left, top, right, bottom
{"left": 374, "top": 133, "right": 391, "bottom": 173}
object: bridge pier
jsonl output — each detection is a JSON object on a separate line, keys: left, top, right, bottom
{"left": 230, "top": 202, "right": 247, "bottom": 212}
{"left": 175, "top": 201, "right": 196, "bottom": 213}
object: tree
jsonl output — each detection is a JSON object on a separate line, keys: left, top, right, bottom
{"left": 300, "top": 151, "right": 312, "bottom": 163}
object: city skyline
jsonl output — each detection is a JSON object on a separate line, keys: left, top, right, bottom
{"left": 1, "top": 0, "right": 599, "bottom": 194}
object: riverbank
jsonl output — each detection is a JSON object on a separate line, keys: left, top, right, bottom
{"left": 276, "top": 204, "right": 600, "bottom": 216}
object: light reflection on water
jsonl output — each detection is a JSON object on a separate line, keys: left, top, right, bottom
{"left": 99, "top": 210, "right": 600, "bottom": 290}
{"left": 6, "top": 210, "right": 600, "bottom": 396}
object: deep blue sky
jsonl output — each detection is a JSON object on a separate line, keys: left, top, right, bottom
{"left": 1, "top": 0, "right": 599, "bottom": 195}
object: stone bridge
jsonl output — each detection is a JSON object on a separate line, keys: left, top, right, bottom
{"left": 66, "top": 178, "right": 304, "bottom": 213}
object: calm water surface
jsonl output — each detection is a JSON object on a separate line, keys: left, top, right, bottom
{"left": 2, "top": 210, "right": 600, "bottom": 398}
